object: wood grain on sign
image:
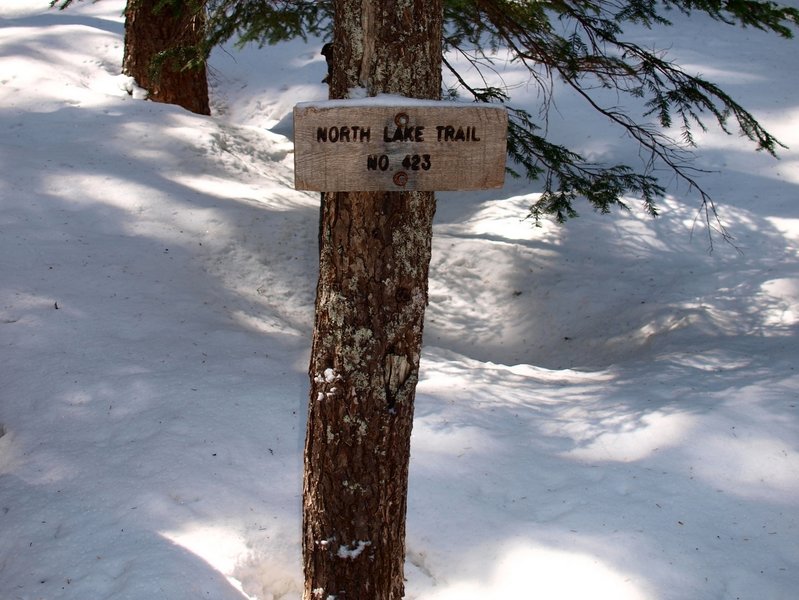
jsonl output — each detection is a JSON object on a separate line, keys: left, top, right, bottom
{"left": 293, "top": 104, "right": 508, "bottom": 191}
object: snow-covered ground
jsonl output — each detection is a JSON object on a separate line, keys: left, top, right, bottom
{"left": 1, "top": 1, "right": 797, "bottom": 599}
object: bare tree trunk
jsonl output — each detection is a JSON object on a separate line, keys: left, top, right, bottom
{"left": 302, "top": 1, "right": 443, "bottom": 599}
{"left": 123, "top": 0, "right": 210, "bottom": 115}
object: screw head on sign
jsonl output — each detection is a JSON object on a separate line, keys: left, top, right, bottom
{"left": 393, "top": 171, "right": 409, "bottom": 187}
{"left": 394, "top": 112, "right": 409, "bottom": 127}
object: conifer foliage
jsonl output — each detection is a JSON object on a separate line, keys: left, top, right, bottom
{"left": 52, "top": 1, "right": 798, "bottom": 228}
{"left": 441, "top": 0, "right": 797, "bottom": 231}
{"left": 202, "top": 0, "right": 797, "bottom": 233}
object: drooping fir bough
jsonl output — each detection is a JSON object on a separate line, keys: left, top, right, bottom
{"left": 53, "top": 0, "right": 799, "bottom": 233}
{"left": 204, "top": 0, "right": 797, "bottom": 240}
{"left": 441, "top": 0, "right": 797, "bottom": 240}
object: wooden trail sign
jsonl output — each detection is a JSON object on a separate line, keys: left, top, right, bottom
{"left": 293, "top": 101, "right": 508, "bottom": 192}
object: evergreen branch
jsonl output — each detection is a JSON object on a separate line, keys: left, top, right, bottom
{"left": 561, "top": 78, "right": 742, "bottom": 243}
{"left": 205, "top": 0, "right": 331, "bottom": 49}
{"left": 442, "top": 55, "right": 510, "bottom": 102}
{"left": 439, "top": 0, "right": 793, "bottom": 245}
{"left": 662, "top": 0, "right": 799, "bottom": 38}
{"left": 53, "top": 0, "right": 796, "bottom": 246}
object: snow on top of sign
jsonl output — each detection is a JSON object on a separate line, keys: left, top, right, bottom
{"left": 295, "top": 92, "right": 504, "bottom": 111}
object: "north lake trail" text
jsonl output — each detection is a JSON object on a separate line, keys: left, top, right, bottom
{"left": 315, "top": 124, "right": 482, "bottom": 144}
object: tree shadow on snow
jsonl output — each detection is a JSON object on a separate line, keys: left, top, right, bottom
{"left": 410, "top": 144, "right": 799, "bottom": 598}
{"left": 0, "top": 94, "right": 314, "bottom": 600}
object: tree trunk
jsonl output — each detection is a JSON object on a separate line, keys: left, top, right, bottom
{"left": 123, "top": 0, "right": 210, "bottom": 115}
{"left": 302, "top": 1, "right": 443, "bottom": 599}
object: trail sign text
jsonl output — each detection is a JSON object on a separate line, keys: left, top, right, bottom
{"left": 293, "top": 103, "right": 507, "bottom": 191}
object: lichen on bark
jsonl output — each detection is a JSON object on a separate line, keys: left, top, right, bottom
{"left": 302, "top": 2, "right": 443, "bottom": 598}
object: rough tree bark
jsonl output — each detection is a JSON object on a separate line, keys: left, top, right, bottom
{"left": 123, "top": 0, "right": 210, "bottom": 115}
{"left": 302, "top": 1, "right": 443, "bottom": 599}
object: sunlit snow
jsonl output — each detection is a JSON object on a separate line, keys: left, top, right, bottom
{"left": 1, "top": 1, "right": 797, "bottom": 599}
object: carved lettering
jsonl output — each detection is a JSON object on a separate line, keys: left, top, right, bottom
{"left": 435, "top": 125, "right": 480, "bottom": 142}
{"left": 317, "top": 126, "right": 371, "bottom": 143}
{"left": 401, "top": 154, "right": 432, "bottom": 171}
{"left": 295, "top": 104, "right": 508, "bottom": 191}
{"left": 367, "top": 154, "right": 390, "bottom": 171}
{"left": 383, "top": 126, "right": 425, "bottom": 142}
